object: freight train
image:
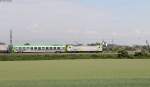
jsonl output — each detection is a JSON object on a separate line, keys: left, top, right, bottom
{"left": 0, "top": 42, "right": 106, "bottom": 53}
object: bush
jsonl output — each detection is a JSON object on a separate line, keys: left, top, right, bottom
{"left": 134, "top": 50, "right": 147, "bottom": 57}
{"left": 118, "top": 50, "right": 130, "bottom": 58}
{"left": 0, "top": 53, "right": 150, "bottom": 61}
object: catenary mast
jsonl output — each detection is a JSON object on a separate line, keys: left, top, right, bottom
{"left": 9, "top": 29, "right": 13, "bottom": 53}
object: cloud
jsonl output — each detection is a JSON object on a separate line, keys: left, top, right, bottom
{"left": 0, "top": 0, "right": 112, "bottom": 43}
{"left": 1, "top": 0, "right": 150, "bottom": 45}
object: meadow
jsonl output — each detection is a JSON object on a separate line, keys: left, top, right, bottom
{"left": 0, "top": 59, "right": 150, "bottom": 87}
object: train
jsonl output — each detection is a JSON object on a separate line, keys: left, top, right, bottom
{"left": 0, "top": 42, "right": 106, "bottom": 53}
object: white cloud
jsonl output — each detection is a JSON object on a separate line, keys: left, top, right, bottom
{"left": 1, "top": 0, "right": 150, "bottom": 45}
{"left": 0, "top": 0, "right": 111, "bottom": 43}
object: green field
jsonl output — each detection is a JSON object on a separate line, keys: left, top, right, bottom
{"left": 0, "top": 59, "right": 150, "bottom": 87}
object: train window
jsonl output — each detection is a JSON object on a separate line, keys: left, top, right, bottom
{"left": 19, "top": 47, "right": 22, "bottom": 50}
{"left": 23, "top": 47, "right": 26, "bottom": 50}
{"left": 26, "top": 47, "right": 28, "bottom": 49}
{"left": 38, "top": 47, "right": 41, "bottom": 50}
{"left": 42, "top": 47, "right": 45, "bottom": 50}
{"left": 50, "top": 47, "right": 52, "bottom": 50}
{"left": 46, "top": 47, "right": 49, "bottom": 50}
{"left": 34, "top": 47, "right": 37, "bottom": 50}
{"left": 57, "top": 47, "right": 60, "bottom": 50}
{"left": 31, "top": 47, "right": 34, "bottom": 50}
{"left": 54, "top": 47, "right": 56, "bottom": 50}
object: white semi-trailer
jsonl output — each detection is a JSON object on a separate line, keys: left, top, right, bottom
{"left": 66, "top": 45, "right": 103, "bottom": 53}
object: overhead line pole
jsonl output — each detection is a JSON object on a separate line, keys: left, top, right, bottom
{"left": 9, "top": 29, "right": 13, "bottom": 53}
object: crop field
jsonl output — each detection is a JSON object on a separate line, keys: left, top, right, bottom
{"left": 0, "top": 59, "right": 150, "bottom": 87}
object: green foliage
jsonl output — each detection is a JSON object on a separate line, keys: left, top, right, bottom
{"left": 134, "top": 50, "right": 148, "bottom": 57}
{"left": 117, "top": 50, "right": 130, "bottom": 58}
{"left": 0, "top": 54, "right": 118, "bottom": 61}
{"left": 24, "top": 43, "right": 30, "bottom": 45}
{"left": 0, "top": 53, "right": 150, "bottom": 61}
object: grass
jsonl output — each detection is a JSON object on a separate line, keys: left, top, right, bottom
{"left": 0, "top": 53, "right": 150, "bottom": 61}
{"left": 0, "top": 53, "right": 118, "bottom": 61}
{"left": 0, "top": 79, "right": 150, "bottom": 87}
{"left": 0, "top": 59, "right": 150, "bottom": 87}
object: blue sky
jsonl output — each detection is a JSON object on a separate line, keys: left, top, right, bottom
{"left": 80, "top": 0, "right": 150, "bottom": 8}
{"left": 80, "top": 0, "right": 150, "bottom": 44}
{"left": 0, "top": 0, "right": 150, "bottom": 45}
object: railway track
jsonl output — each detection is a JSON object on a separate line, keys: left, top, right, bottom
{"left": 0, "top": 52, "right": 119, "bottom": 56}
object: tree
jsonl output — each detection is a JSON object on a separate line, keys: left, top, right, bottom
{"left": 24, "top": 43, "right": 30, "bottom": 45}
{"left": 118, "top": 50, "right": 130, "bottom": 58}
{"left": 134, "top": 50, "right": 147, "bottom": 57}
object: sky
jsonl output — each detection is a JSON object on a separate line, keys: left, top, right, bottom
{"left": 0, "top": 0, "right": 150, "bottom": 45}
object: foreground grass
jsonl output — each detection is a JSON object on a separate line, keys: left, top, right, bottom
{"left": 0, "top": 79, "right": 150, "bottom": 87}
{"left": 0, "top": 59, "right": 150, "bottom": 87}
